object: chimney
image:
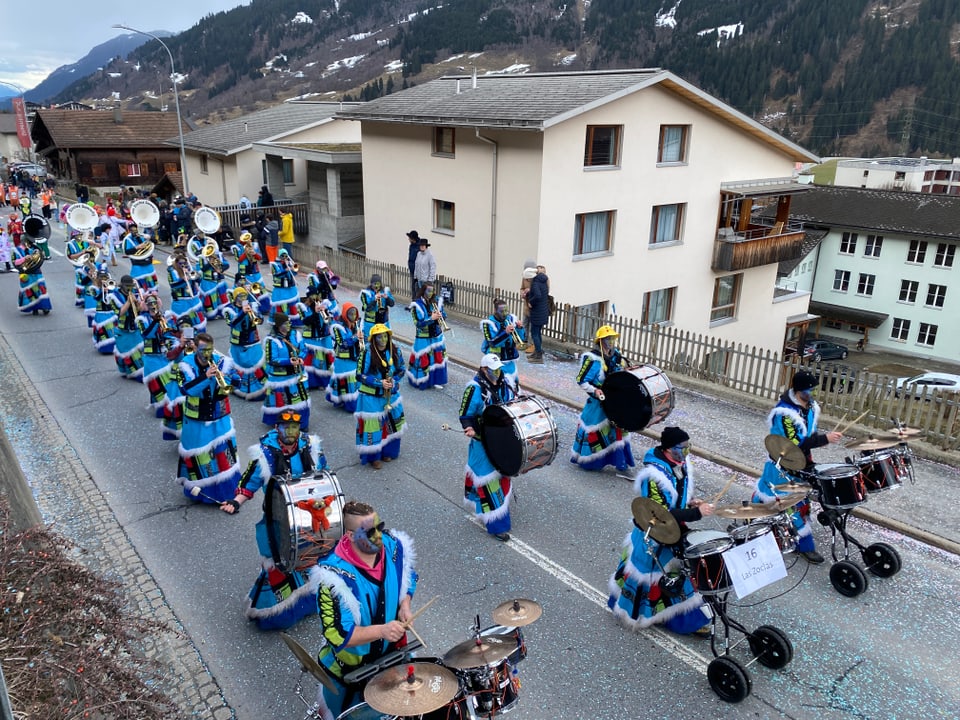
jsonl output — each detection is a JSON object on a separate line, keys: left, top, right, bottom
{"left": 456, "top": 79, "right": 461, "bottom": 94}
{"left": 472, "top": 66, "right": 477, "bottom": 89}
{"left": 244, "top": 122, "right": 248, "bottom": 133}
{"left": 113, "top": 104, "right": 123, "bottom": 124}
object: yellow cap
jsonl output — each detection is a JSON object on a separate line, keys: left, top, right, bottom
{"left": 595, "top": 325, "right": 619, "bottom": 341}
{"left": 369, "top": 323, "right": 391, "bottom": 338}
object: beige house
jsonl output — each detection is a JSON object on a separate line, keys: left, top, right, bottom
{"left": 337, "top": 69, "right": 819, "bottom": 352}
{"left": 176, "top": 101, "right": 361, "bottom": 206}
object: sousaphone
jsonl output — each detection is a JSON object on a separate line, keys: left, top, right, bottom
{"left": 23, "top": 215, "right": 51, "bottom": 241}
{"left": 130, "top": 199, "right": 161, "bottom": 231}
{"left": 194, "top": 207, "right": 221, "bottom": 236}
{"left": 65, "top": 203, "right": 99, "bottom": 234}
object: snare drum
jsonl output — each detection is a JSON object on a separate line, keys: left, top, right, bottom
{"left": 856, "top": 449, "right": 905, "bottom": 493}
{"left": 729, "top": 522, "right": 773, "bottom": 545}
{"left": 683, "top": 535, "right": 734, "bottom": 596}
{"left": 450, "top": 628, "right": 523, "bottom": 717}
{"left": 337, "top": 704, "right": 397, "bottom": 719}
{"left": 265, "top": 470, "right": 345, "bottom": 572}
{"left": 481, "top": 395, "right": 558, "bottom": 476}
{"left": 601, "top": 364, "right": 675, "bottom": 432}
{"left": 813, "top": 464, "right": 867, "bottom": 510}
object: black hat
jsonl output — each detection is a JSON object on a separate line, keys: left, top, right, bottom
{"left": 418, "top": 239, "right": 430, "bottom": 247}
{"left": 660, "top": 426, "right": 690, "bottom": 449}
{"left": 406, "top": 230, "right": 420, "bottom": 240}
{"left": 792, "top": 370, "right": 818, "bottom": 392}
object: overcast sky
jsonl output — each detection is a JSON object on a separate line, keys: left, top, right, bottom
{"left": 1, "top": 1, "right": 248, "bottom": 92}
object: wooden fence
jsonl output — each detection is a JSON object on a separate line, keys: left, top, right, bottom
{"left": 213, "top": 201, "right": 309, "bottom": 235}
{"left": 293, "top": 245, "right": 959, "bottom": 450}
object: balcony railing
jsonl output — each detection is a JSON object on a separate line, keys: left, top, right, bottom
{"left": 712, "top": 219, "right": 805, "bottom": 272}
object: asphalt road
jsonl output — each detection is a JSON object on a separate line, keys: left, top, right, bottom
{"left": 2, "top": 219, "right": 959, "bottom": 720}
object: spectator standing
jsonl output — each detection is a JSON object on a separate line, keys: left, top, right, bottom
{"left": 262, "top": 213, "right": 280, "bottom": 262}
{"left": 413, "top": 237, "right": 436, "bottom": 293}
{"left": 257, "top": 185, "right": 274, "bottom": 208}
{"left": 278, "top": 210, "right": 294, "bottom": 246}
{"left": 406, "top": 230, "right": 420, "bottom": 296}
{"left": 526, "top": 265, "right": 550, "bottom": 364}
{"left": 520, "top": 259, "right": 537, "bottom": 355}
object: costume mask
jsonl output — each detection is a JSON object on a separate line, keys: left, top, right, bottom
{"left": 198, "top": 345, "right": 214, "bottom": 364}
{"left": 494, "top": 304, "right": 507, "bottom": 320}
{"left": 667, "top": 444, "right": 690, "bottom": 463}
{"left": 278, "top": 420, "right": 300, "bottom": 447}
{"left": 353, "top": 515, "right": 385, "bottom": 554}
{"left": 374, "top": 333, "right": 389, "bottom": 351}
{"left": 423, "top": 286, "right": 434, "bottom": 300}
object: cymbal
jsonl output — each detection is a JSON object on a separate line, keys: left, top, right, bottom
{"left": 714, "top": 502, "right": 780, "bottom": 520}
{"left": 492, "top": 598, "right": 542, "bottom": 627}
{"left": 631, "top": 497, "right": 681, "bottom": 545}
{"left": 279, "top": 632, "right": 339, "bottom": 695}
{"left": 846, "top": 436, "right": 899, "bottom": 451}
{"left": 889, "top": 426, "right": 921, "bottom": 437}
{"left": 776, "top": 482, "right": 813, "bottom": 493}
{"left": 364, "top": 662, "right": 459, "bottom": 716}
{"left": 764, "top": 434, "right": 807, "bottom": 472}
{"left": 443, "top": 634, "right": 518, "bottom": 670}
{"left": 767, "top": 492, "right": 809, "bottom": 508}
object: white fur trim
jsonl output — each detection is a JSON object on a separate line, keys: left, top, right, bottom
{"left": 309, "top": 566, "right": 361, "bottom": 624}
{"left": 391, "top": 529, "right": 417, "bottom": 599}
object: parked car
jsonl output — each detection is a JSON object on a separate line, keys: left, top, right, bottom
{"left": 801, "top": 339, "right": 849, "bottom": 361}
{"left": 814, "top": 363, "right": 857, "bottom": 394}
{"left": 9, "top": 162, "right": 48, "bottom": 177}
{"left": 894, "top": 372, "right": 960, "bottom": 399}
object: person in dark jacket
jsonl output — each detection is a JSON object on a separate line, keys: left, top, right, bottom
{"left": 406, "top": 230, "right": 421, "bottom": 296}
{"left": 257, "top": 185, "right": 274, "bottom": 208}
{"left": 526, "top": 266, "right": 550, "bottom": 363}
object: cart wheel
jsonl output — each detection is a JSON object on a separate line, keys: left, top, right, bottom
{"left": 861, "top": 542, "right": 901, "bottom": 578}
{"left": 707, "top": 656, "right": 751, "bottom": 703}
{"left": 829, "top": 559, "right": 869, "bottom": 597}
{"left": 748, "top": 625, "right": 794, "bottom": 669}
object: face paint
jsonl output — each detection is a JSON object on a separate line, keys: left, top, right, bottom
{"left": 667, "top": 444, "right": 690, "bottom": 463}
{"left": 601, "top": 337, "right": 617, "bottom": 354}
{"left": 373, "top": 282, "right": 382, "bottom": 291}
{"left": 279, "top": 422, "right": 300, "bottom": 446}
{"left": 423, "top": 286, "right": 434, "bottom": 299}
{"left": 353, "top": 515, "right": 385, "bottom": 554}
{"left": 374, "top": 334, "right": 388, "bottom": 350}
{"left": 199, "top": 345, "right": 214, "bottom": 363}
{"left": 495, "top": 304, "right": 507, "bottom": 319}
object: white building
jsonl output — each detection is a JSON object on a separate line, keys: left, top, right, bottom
{"left": 337, "top": 69, "right": 819, "bottom": 353}
{"left": 834, "top": 157, "right": 960, "bottom": 195}
{"left": 789, "top": 186, "right": 960, "bottom": 362}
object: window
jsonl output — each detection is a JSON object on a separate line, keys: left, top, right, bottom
{"left": 934, "top": 243, "right": 956, "bottom": 267}
{"left": 163, "top": 162, "right": 178, "bottom": 174}
{"left": 926, "top": 283, "right": 947, "bottom": 308}
{"left": 433, "top": 127, "right": 455, "bottom": 156}
{"left": 864, "top": 235, "right": 883, "bottom": 257}
{"left": 849, "top": 324, "right": 866, "bottom": 334}
{"left": 899, "top": 280, "right": 918, "bottom": 303}
{"left": 856, "top": 273, "right": 875, "bottom": 296}
{"left": 710, "top": 274, "right": 742, "bottom": 323}
{"left": 833, "top": 270, "right": 850, "bottom": 292}
{"left": 261, "top": 159, "right": 295, "bottom": 185}
{"left": 91, "top": 163, "right": 107, "bottom": 178}
{"left": 863, "top": 170, "right": 869, "bottom": 178}
{"left": 573, "top": 211, "right": 614, "bottom": 255}
{"left": 650, "top": 204, "right": 685, "bottom": 245}
{"left": 642, "top": 287, "right": 676, "bottom": 325}
{"left": 839, "top": 232, "right": 857, "bottom": 254}
{"left": 890, "top": 318, "right": 911, "bottom": 342}
{"left": 583, "top": 125, "right": 621, "bottom": 167}
{"left": 433, "top": 199, "right": 455, "bottom": 232}
{"left": 825, "top": 320, "right": 842, "bottom": 330}
{"left": 200, "top": 155, "right": 209, "bottom": 174}
{"left": 917, "top": 323, "right": 938, "bottom": 347}
{"left": 657, "top": 125, "right": 689, "bottom": 163}
{"left": 907, "top": 240, "right": 927, "bottom": 263}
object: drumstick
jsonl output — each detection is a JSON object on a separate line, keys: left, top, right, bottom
{"left": 440, "top": 423, "right": 466, "bottom": 433}
{"left": 835, "top": 410, "right": 869, "bottom": 435}
{"left": 830, "top": 413, "right": 848, "bottom": 433}
{"left": 708, "top": 475, "right": 738, "bottom": 504}
{"left": 404, "top": 595, "right": 439, "bottom": 626}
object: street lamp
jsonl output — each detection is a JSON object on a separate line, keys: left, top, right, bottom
{"left": 112, "top": 24, "right": 190, "bottom": 195}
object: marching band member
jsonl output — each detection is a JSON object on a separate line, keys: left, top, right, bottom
{"left": 326, "top": 302, "right": 362, "bottom": 413}
{"left": 219, "top": 414, "right": 328, "bottom": 630}
{"left": 176, "top": 332, "right": 242, "bottom": 503}
{"left": 80, "top": 257, "right": 101, "bottom": 327}
{"left": 570, "top": 325, "right": 635, "bottom": 473}
{"left": 136, "top": 295, "right": 179, "bottom": 422}
{"left": 6, "top": 213, "right": 23, "bottom": 249}
{"left": 66, "top": 232, "right": 97, "bottom": 307}
{"left": 166, "top": 247, "right": 207, "bottom": 333}
{"left": 122, "top": 226, "right": 158, "bottom": 291}
{"left": 753, "top": 370, "right": 843, "bottom": 564}
{"left": 262, "top": 312, "right": 311, "bottom": 431}
{"left": 221, "top": 287, "right": 267, "bottom": 400}
{"left": 406, "top": 281, "right": 448, "bottom": 390}
{"left": 608, "top": 427, "right": 714, "bottom": 635}
{"left": 480, "top": 299, "right": 524, "bottom": 391}
{"left": 160, "top": 321, "right": 196, "bottom": 442}
{"left": 108, "top": 275, "right": 145, "bottom": 379}
{"left": 313, "top": 501, "right": 417, "bottom": 719}
{"left": 13, "top": 238, "right": 52, "bottom": 315}
{"left": 89, "top": 270, "right": 117, "bottom": 355}
{"left": 460, "top": 354, "right": 516, "bottom": 541}
{"left": 231, "top": 231, "right": 263, "bottom": 287}
{"left": 299, "top": 292, "right": 336, "bottom": 391}
{"left": 306, "top": 260, "right": 340, "bottom": 311}
{"left": 198, "top": 241, "right": 230, "bottom": 320}
{"left": 355, "top": 323, "right": 406, "bottom": 469}
{"left": 269, "top": 248, "right": 302, "bottom": 325}
{"left": 359, "top": 273, "right": 394, "bottom": 340}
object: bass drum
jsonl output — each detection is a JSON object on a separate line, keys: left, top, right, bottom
{"left": 601, "top": 364, "right": 674, "bottom": 432}
{"left": 265, "top": 470, "right": 345, "bottom": 572}
{"left": 481, "top": 395, "right": 558, "bottom": 476}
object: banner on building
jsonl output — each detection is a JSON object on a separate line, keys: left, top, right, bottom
{"left": 12, "top": 97, "right": 30, "bottom": 148}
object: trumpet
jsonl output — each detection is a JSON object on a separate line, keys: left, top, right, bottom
{"left": 201, "top": 239, "right": 223, "bottom": 274}
{"left": 210, "top": 363, "right": 234, "bottom": 394}
{"left": 377, "top": 286, "right": 391, "bottom": 310}
{"left": 242, "top": 301, "right": 263, "bottom": 325}
{"left": 511, "top": 326, "right": 526, "bottom": 351}
{"left": 431, "top": 300, "right": 450, "bottom": 332}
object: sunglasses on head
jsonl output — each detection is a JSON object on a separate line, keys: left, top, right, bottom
{"left": 279, "top": 411, "right": 301, "bottom": 423}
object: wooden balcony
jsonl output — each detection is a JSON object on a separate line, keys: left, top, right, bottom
{"left": 712, "top": 221, "right": 805, "bottom": 272}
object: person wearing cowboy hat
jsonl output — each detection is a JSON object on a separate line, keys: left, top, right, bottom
{"left": 752, "top": 370, "right": 844, "bottom": 564}
{"left": 570, "top": 325, "right": 635, "bottom": 473}
{"left": 222, "top": 286, "right": 267, "bottom": 401}
{"left": 262, "top": 311, "right": 311, "bottom": 431}
{"left": 412, "top": 235, "right": 436, "bottom": 296}
{"left": 460, "top": 353, "right": 517, "bottom": 541}
{"left": 355, "top": 323, "right": 406, "bottom": 469}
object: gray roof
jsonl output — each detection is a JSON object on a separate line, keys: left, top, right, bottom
{"left": 178, "top": 102, "right": 355, "bottom": 156}
{"left": 788, "top": 186, "right": 960, "bottom": 240}
{"left": 334, "top": 68, "right": 818, "bottom": 161}
{"left": 779, "top": 228, "right": 828, "bottom": 276}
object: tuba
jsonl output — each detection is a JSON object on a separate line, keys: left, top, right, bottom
{"left": 65, "top": 203, "right": 99, "bottom": 234}
{"left": 69, "top": 245, "right": 100, "bottom": 268}
{"left": 130, "top": 199, "right": 160, "bottom": 233}
{"left": 194, "top": 207, "right": 222, "bottom": 236}
{"left": 20, "top": 248, "right": 44, "bottom": 272}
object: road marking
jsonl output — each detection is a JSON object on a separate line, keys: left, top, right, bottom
{"left": 470, "top": 517, "right": 710, "bottom": 672}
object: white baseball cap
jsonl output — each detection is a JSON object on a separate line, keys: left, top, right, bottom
{"left": 480, "top": 353, "right": 503, "bottom": 371}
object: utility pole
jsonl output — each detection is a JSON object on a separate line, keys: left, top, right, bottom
{"left": 899, "top": 104, "right": 914, "bottom": 156}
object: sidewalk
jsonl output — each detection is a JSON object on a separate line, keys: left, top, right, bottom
{"left": 333, "top": 277, "right": 960, "bottom": 555}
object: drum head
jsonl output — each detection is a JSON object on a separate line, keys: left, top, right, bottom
{"left": 481, "top": 405, "right": 523, "bottom": 476}
{"left": 601, "top": 371, "right": 654, "bottom": 432}
{"left": 195, "top": 207, "right": 221, "bottom": 234}
{"left": 130, "top": 199, "right": 160, "bottom": 228}
{"left": 264, "top": 475, "right": 293, "bottom": 570}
